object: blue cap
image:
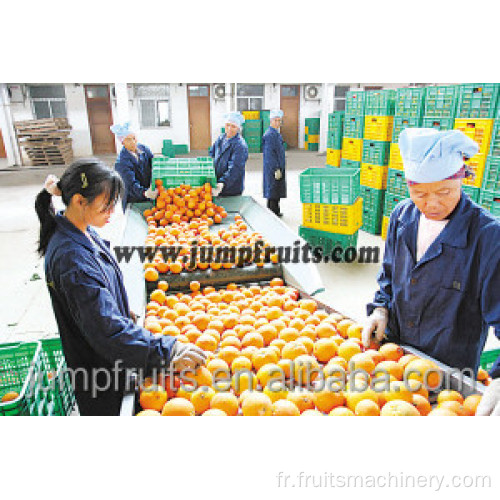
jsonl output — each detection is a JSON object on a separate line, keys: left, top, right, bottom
{"left": 224, "top": 112, "right": 245, "bottom": 128}
{"left": 399, "top": 128, "right": 479, "bottom": 184}
{"left": 270, "top": 109, "right": 284, "bottom": 119}
{"left": 110, "top": 122, "right": 134, "bottom": 141}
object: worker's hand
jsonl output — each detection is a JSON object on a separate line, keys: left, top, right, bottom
{"left": 361, "top": 307, "right": 388, "bottom": 348}
{"left": 144, "top": 188, "right": 158, "bottom": 200}
{"left": 475, "top": 378, "right": 500, "bottom": 416}
{"left": 212, "top": 183, "right": 224, "bottom": 196}
{"left": 44, "top": 174, "right": 62, "bottom": 197}
{"left": 130, "top": 311, "right": 138, "bottom": 323}
{"left": 274, "top": 170, "right": 283, "bottom": 180}
{"left": 171, "top": 342, "right": 207, "bottom": 373}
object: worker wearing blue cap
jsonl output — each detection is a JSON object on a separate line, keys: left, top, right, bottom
{"left": 209, "top": 112, "right": 249, "bottom": 197}
{"left": 363, "top": 128, "right": 500, "bottom": 415}
{"left": 111, "top": 122, "right": 158, "bottom": 211}
{"left": 262, "top": 110, "right": 286, "bottom": 217}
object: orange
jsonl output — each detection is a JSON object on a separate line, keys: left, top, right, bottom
{"left": 252, "top": 348, "right": 279, "bottom": 371}
{"left": 406, "top": 378, "right": 429, "bottom": 399}
{"left": 293, "top": 355, "right": 321, "bottom": 385}
{"left": 279, "top": 327, "right": 300, "bottom": 343}
{"left": 136, "top": 409, "right": 161, "bottom": 416}
{"left": 379, "top": 343, "right": 404, "bottom": 362}
{"left": 412, "top": 394, "right": 431, "bottom": 416}
{"left": 139, "top": 384, "right": 168, "bottom": 411}
{"left": 477, "top": 367, "right": 489, "bottom": 382}
{"left": 337, "top": 340, "right": 362, "bottom": 362}
{"left": 271, "top": 399, "right": 300, "bottom": 416}
{"left": 345, "top": 387, "right": 379, "bottom": 412}
{"left": 231, "top": 372, "right": 257, "bottom": 395}
{"left": 195, "top": 333, "right": 218, "bottom": 352}
{"left": 241, "top": 392, "right": 272, "bottom": 416}
{"left": 257, "top": 324, "right": 279, "bottom": 345}
{"left": 192, "top": 313, "right": 210, "bottom": 332}
{"left": 381, "top": 381, "right": 413, "bottom": 405}
{"left": 297, "top": 336, "right": 314, "bottom": 355}
{"left": 287, "top": 389, "right": 315, "bottom": 413}
{"left": 313, "top": 387, "right": 345, "bottom": 413}
{"left": 220, "top": 336, "right": 242, "bottom": 350}
{"left": 328, "top": 356, "right": 348, "bottom": 370}
{"left": 323, "top": 363, "right": 347, "bottom": 380}
{"left": 161, "top": 398, "right": 196, "bottom": 416}
{"left": 210, "top": 392, "right": 239, "bottom": 416}
{"left": 365, "top": 349, "right": 385, "bottom": 366}
{"left": 374, "top": 360, "right": 404, "bottom": 381}
{"left": 328, "top": 407, "right": 355, "bottom": 416}
{"left": 298, "top": 299, "right": 317, "bottom": 313}
{"left": 438, "top": 400, "right": 466, "bottom": 416}
{"left": 270, "top": 277, "right": 284, "bottom": 287}
{"left": 349, "top": 353, "right": 376, "bottom": 374}
{"left": 231, "top": 356, "right": 253, "bottom": 373}
{"left": 315, "top": 322, "right": 337, "bottom": 339}
{"left": 463, "top": 394, "right": 482, "bottom": 416}
{"left": 1, "top": 391, "right": 19, "bottom": 403}
{"left": 355, "top": 399, "right": 381, "bottom": 416}
{"left": 281, "top": 341, "right": 308, "bottom": 361}
{"left": 301, "top": 409, "right": 323, "bottom": 416}
{"left": 404, "top": 358, "right": 442, "bottom": 391}
{"left": 346, "top": 323, "right": 363, "bottom": 340}
{"left": 398, "top": 354, "right": 418, "bottom": 370}
{"left": 263, "top": 384, "right": 288, "bottom": 403}
{"left": 183, "top": 366, "right": 213, "bottom": 388}
{"left": 380, "top": 400, "right": 420, "bottom": 416}
{"left": 202, "top": 409, "right": 227, "bottom": 416}
{"left": 218, "top": 346, "right": 241, "bottom": 366}
{"left": 277, "top": 358, "right": 294, "bottom": 379}
{"left": 257, "top": 363, "right": 284, "bottom": 387}
{"left": 241, "top": 332, "right": 265, "bottom": 349}
{"left": 190, "top": 281, "right": 201, "bottom": 292}
{"left": 269, "top": 338, "right": 286, "bottom": 353}
{"left": 427, "top": 408, "right": 457, "bottom": 416}
{"left": 190, "top": 386, "right": 216, "bottom": 414}
{"left": 150, "top": 289, "right": 166, "bottom": 305}
{"left": 144, "top": 268, "right": 159, "bottom": 282}
{"left": 240, "top": 345, "right": 259, "bottom": 361}
{"left": 313, "top": 338, "right": 337, "bottom": 363}
{"left": 436, "top": 390, "right": 464, "bottom": 405}
{"left": 336, "top": 319, "right": 354, "bottom": 338}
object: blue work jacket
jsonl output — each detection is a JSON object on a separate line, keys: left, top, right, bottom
{"left": 209, "top": 133, "right": 248, "bottom": 196}
{"left": 44, "top": 213, "right": 176, "bottom": 415}
{"left": 367, "top": 193, "right": 500, "bottom": 378}
{"left": 115, "top": 144, "right": 153, "bottom": 211}
{"left": 262, "top": 127, "right": 286, "bottom": 200}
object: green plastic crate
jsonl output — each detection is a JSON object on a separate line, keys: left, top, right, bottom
{"left": 152, "top": 157, "right": 217, "bottom": 188}
{"left": 479, "top": 189, "right": 500, "bottom": 217}
{"left": 327, "top": 131, "right": 343, "bottom": 150}
{"left": 299, "top": 167, "right": 361, "bottom": 205}
{"left": 360, "top": 186, "right": 385, "bottom": 234}
{"left": 421, "top": 116, "right": 455, "bottom": 131}
{"left": 0, "top": 341, "right": 53, "bottom": 416}
{"left": 283, "top": 142, "right": 287, "bottom": 151}
{"left": 306, "top": 143, "right": 319, "bottom": 152}
{"left": 173, "top": 144, "right": 189, "bottom": 155}
{"left": 456, "top": 84, "right": 500, "bottom": 119}
{"left": 392, "top": 116, "right": 422, "bottom": 143}
{"left": 305, "top": 118, "right": 320, "bottom": 134}
{"left": 365, "top": 89, "right": 396, "bottom": 116}
{"left": 340, "top": 159, "right": 360, "bottom": 169}
{"left": 345, "top": 91, "right": 365, "bottom": 116}
{"left": 343, "top": 114, "right": 365, "bottom": 138}
{"left": 387, "top": 168, "right": 410, "bottom": 197}
{"left": 243, "top": 119, "right": 263, "bottom": 130}
{"left": 395, "top": 87, "right": 427, "bottom": 118}
{"left": 299, "top": 226, "right": 358, "bottom": 256}
{"left": 481, "top": 156, "right": 500, "bottom": 193}
{"left": 248, "top": 146, "right": 261, "bottom": 153}
{"left": 384, "top": 191, "right": 408, "bottom": 216}
{"left": 480, "top": 349, "right": 500, "bottom": 371}
{"left": 461, "top": 185, "right": 480, "bottom": 203}
{"left": 488, "top": 120, "right": 500, "bottom": 157}
{"left": 245, "top": 136, "right": 262, "bottom": 145}
{"left": 362, "top": 140, "right": 391, "bottom": 166}
{"left": 328, "top": 111, "right": 345, "bottom": 129}
{"left": 424, "top": 85, "right": 459, "bottom": 118}
{"left": 40, "top": 338, "right": 76, "bottom": 416}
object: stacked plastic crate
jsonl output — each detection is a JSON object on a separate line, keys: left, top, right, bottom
{"left": 242, "top": 111, "right": 263, "bottom": 153}
{"left": 151, "top": 156, "right": 217, "bottom": 188}
{"left": 341, "top": 91, "right": 365, "bottom": 169}
{"left": 298, "top": 167, "right": 362, "bottom": 255}
{"left": 326, "top": 111, "right": 344, "bottom": 167}
{"left": 305, "top": 118, "right": 320, "bottom": 151}
{"left": 360, "top": 90, "right": 395, "bottom": 235}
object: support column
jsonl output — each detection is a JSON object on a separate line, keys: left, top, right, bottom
{"left": 0, "top": 84, "right": 22, "bottom": 166}
{"left": 319, "top": 83, "right": 333, "bottom": 154}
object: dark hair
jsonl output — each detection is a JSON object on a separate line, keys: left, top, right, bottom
{"left": 35, "top": 158, "right": 124, "bottom": 256}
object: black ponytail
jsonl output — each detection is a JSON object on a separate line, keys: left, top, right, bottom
{"left": 35, "top": 158, "right": 124, "bottom": 257}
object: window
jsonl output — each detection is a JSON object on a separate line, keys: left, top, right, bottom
{"left": 29, "top": 85, "right": 67, "bottom": 119}
{"left": 188, "top": 85, "right": 209, "bottom": 97}
{"left": 333, "top": 85, "right": 349, "bottom": 111}
{"left": 237, "top": 84, "right": 264, "bottom": 111}
{"left": 281, "top": 85, "right": 299, "bottom": 97}
{"left": 136, "top": 84, "right": 171, "bottom": 127}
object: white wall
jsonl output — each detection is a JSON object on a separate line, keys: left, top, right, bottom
{"left": 65, "top": 85, "right": 93, "bottom": 157}
{"left": 299, "top": 85, "right": 323, "bottom": 149}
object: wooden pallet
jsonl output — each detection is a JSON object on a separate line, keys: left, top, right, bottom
{"left": 15, "top": 118, "right": 70, "bottom": 132}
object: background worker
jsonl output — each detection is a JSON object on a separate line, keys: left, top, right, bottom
{"left": 36, "top": 160, "right": 207, "bottom": 415}
{"left": 111, "top": 122, "right": 158, "bottom": 211}
{"left": 209, "top": 112, "right": 249, "bottom": 197}
{"left": 262, "top": 109, "right": 286, "bottom": 217}
{"left": 361, "top": 128, "right": 500, "bottom": 416}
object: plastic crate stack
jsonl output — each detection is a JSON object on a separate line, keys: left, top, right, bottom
{"left": 341, "top": 90, "right": 365, "bottom": 169}
{"left": 360, "top": 89, "right": 395, "bottom": 235}
{"left": 305, "top": 118, "right": 320, "bottom": 151}
{"left": 298, "top": 167, "right": 362, "bottom": 256}
{"left": 162, "top": 139, "right": 189, "bottom": 158}
{"left": 326, "top": 111, "right": 344, "bottom": 167}
{"left": 151, "top": 156, "right": 217, "bottom": 188}
{"left": 242, "top": 111, "right": 263, "bottom": 153}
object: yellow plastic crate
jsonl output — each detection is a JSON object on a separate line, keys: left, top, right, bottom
{"left": 364, "top": 115, "right": 394, "bottom": 141}
{"left": 463, "top": 153, "right": 487, "bottom": 187}
{"left": 381, "top": 215, "right": 390, "bottom": 240}
{"left": 308, "top": 134, "right": 320, "bottom": 143}
{"left": 388, "top": 142, "right": 404, "bottom": 171}
{"left": 454, "top": 118, "right": 494, "bottom": 156}
{"left": 242, "top": 111, "right": 260, "bottom": 120}
{"left": 302, "top": 198, "right": 363, "bottom": 234}
{"left": 360, "top": 163, "right": 389, "bottom": 190}
{"left": 305, "top": 126, "right": 309, "bottom": 134}
{"left": 326, "top": 148, "right": 342, "bottom": 167}
{"left": 341, "top": 138, "right": 363, "bottom": 162}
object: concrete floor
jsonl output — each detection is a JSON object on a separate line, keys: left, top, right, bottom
{"left": 1, "top": 150, "right": 498, "bottom": 350}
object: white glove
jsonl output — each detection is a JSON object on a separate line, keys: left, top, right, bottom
{"left": 44, "top": 174, "right": 62, "bottom": 196}
{"left": 475, "top": 378, "right": 500, "bottom": 416}
{"left": 171, "top": 342, "right": 207, "bottom": 373}
{"left": 212, "top": 183, "right": 224, "bottom": 196}
{"left": 274, "top": 170, "right": 283, "bottom": 180}
{"left": 361, "top": 307, "right": 388, "bottom": 348}
{"left": 144, "top": 188, "right": 158, "bottom": 200}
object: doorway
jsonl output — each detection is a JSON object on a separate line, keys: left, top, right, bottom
{"left": 187, "top": 85, "right": 211, "bottom": 150}
{"left": 280, "top": 85, "right": 300, "bottom": 148}
{"left": 84, "top": 85, "right": 116, "bottom": 155}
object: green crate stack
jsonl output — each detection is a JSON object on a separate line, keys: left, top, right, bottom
{"left": 488, "top": 119, "right": 500, "bottom": 157}
{"left": 162, "top": 139, "right": 175, "bottom": 158}
{"left": 305, "top": 118, "right": 320, "bottom": 151}
{"left": 362, "top": 140, "right": 390, "bottom": 166}
{"left": 345, "top": 90, "right": 366, "bottom": 115}
{"left": 261, "top": 110, "right": 271, "bottom": 133}
{"left": 392, "top": 116, "right": 422, "bottom": 143}
{"left": 481, "top": 156, "right": 500, "bottom": 193}
{"left": 386, "top": 168, "right": 410, "bottom": 198}
{"left": 383, "top": 191, "right": 407, "bottom": 216}
{"left": 152, "top": 157, "right": 217, "bottom": 188}
{"left": 462, "top": 185, "right": 481, "bottom": 203}
{"left": 360, "top": 185, "right": 385, "bottom": 234}
{"left": 340, "top": 159, "right": 360, "bottom": 169}
{"left": 456, "top": 84, "right": 500, "bottom": 119}
{"left": 243, "top": 119, "right": 263, "bottom": 153}
{"left": 395, "top": 87, "right": 427, "bottom": 118}
{"left": 479, "top": 189, "right": 500, "bottom": 218}
{"left": 299, "top": 226, "right": 359, "bottom": 256}
{"left": 424, "top": 85, "right": 459, "bottom": 118}
{"left": 327, "top": 111, "right": 344, "bottom": 149}
{"left": 365, "top": 89, "right": 396, "bottom": 116}
{"left": 343, "top": 114, "right": 365, "bottom": 139}
{"left": 421, "top": 116, "right": 455, "bottom": 131}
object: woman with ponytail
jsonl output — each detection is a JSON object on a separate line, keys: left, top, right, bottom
{"left": 36, "top": 159, "right": 206, "bottom": 415}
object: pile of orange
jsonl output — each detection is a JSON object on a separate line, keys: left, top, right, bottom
{"left": 135, "top": 279, "right": 484, "bottom": 416}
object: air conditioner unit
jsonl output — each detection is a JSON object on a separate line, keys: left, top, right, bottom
{"left": 7, "top": 85, "right": 25, "bottom": 103}
{"left": 213, "top": 84, "right": 226, "bottom": 100}
{"left": 304, "top": 84, "right": 321, "bottom": 101}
